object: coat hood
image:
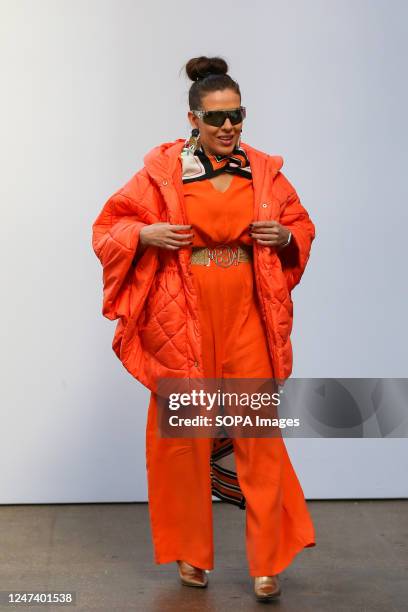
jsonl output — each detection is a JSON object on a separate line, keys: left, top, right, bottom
{"left": 143, "top": 138, "right": 284, "bottom": 185}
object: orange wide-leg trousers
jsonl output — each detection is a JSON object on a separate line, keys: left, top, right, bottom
{"left": 145, "top": 259, "right": 316, "bottom": 576}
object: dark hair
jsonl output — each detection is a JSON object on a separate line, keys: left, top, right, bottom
{"left": 181, "top": 55, "right": 241, "bottom": 110}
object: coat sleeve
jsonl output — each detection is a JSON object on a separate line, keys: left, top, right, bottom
{"left": 92, "top": 187, "right": 148, "bottom": 321}
{"left": 277, "top": 180, "right": 316, "bottom": 293}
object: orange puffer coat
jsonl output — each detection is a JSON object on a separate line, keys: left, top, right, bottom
{"left": 92, "top": 139, "right": 315, "bottom": 392}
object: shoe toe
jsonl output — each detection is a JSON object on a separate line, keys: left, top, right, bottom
{"left": 254, "top": 575, "right": 281, "bottom": 600}
{"left": 177, "top": 560, "right": 208, "bottom": 587}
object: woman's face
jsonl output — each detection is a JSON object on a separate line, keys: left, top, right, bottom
{"left": 188, "top": 88, "right": 243, "bottom": 156}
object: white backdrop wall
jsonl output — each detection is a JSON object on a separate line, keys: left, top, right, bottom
{"left": 1, "top": 0, "right": 407, "bottom": 503}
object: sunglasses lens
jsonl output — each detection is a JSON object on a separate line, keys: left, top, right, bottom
{"left": 202, "top": 107, "right": 246, "bottom": 127}
{"left": 203, "top": 111, "right": 226, "bottom": 127}
{"left": 228, "top": 109, "right": 244, "bottom": 125}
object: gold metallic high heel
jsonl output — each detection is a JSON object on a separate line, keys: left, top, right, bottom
{"left": 254, "top": 575, "right": 281, "bottom": 601}
{"left": 176, "top": 560, "right": 208, "bottom": 588}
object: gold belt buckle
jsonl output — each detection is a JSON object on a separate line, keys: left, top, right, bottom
{"left": 208, "top": 244, "right": 239, "bottom": 268}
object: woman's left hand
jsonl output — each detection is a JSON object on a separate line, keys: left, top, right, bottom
{"left": 249, "top": 221, "right": 290, "bottom": 248}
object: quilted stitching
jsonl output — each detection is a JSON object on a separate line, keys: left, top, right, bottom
{"left": 143, "top": 276, "right": 187, "bottom": 362}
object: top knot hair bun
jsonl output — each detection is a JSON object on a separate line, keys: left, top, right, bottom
{"left": 182, "top": 55, "right": 241, "bottom": 111}
{"left": 185, "top": 56, "right": 229, "bottom": 82}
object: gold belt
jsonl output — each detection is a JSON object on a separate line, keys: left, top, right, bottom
{"left": 191, "top": 244, "right": 252, "bottom": 267}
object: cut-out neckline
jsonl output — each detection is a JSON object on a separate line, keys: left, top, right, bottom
{"left": 208, "top": 174, "right": 235, "bottom": 194}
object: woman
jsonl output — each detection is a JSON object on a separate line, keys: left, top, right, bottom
{"left": 92, "top": 55, "right": 316, "bottom": 602}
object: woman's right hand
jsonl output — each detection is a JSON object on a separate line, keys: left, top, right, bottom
{"left": 139, "top": 223, "right": 194, "bottom": 251}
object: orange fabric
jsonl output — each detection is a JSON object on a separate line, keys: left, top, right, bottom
{"left": 184, "top": 174, "right": 271, "bottom": 379}
{"left": 91, "top": 139, "right": 317, "bottom": 392}
{"left": 145, "top": 174, "right": 316, "bottom": 576}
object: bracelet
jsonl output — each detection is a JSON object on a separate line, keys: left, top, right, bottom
{"left": 280, "top": 231, "right": 292, "bottom": 248}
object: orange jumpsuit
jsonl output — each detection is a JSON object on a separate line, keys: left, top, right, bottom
{"left": 145, "top": 173, "right": 316, "bottom": 576}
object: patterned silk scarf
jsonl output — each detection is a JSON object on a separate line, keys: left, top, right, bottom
{"left": 181, "top": 142, "right": 252, "bottom": 183}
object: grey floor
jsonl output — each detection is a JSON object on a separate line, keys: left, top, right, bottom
{"left": 1, "top": 500, "right": 407, "bottom": 611}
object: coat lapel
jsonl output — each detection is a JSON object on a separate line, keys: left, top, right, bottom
{"left": 144, "top": 140, "right": 191, "bottom": 274}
